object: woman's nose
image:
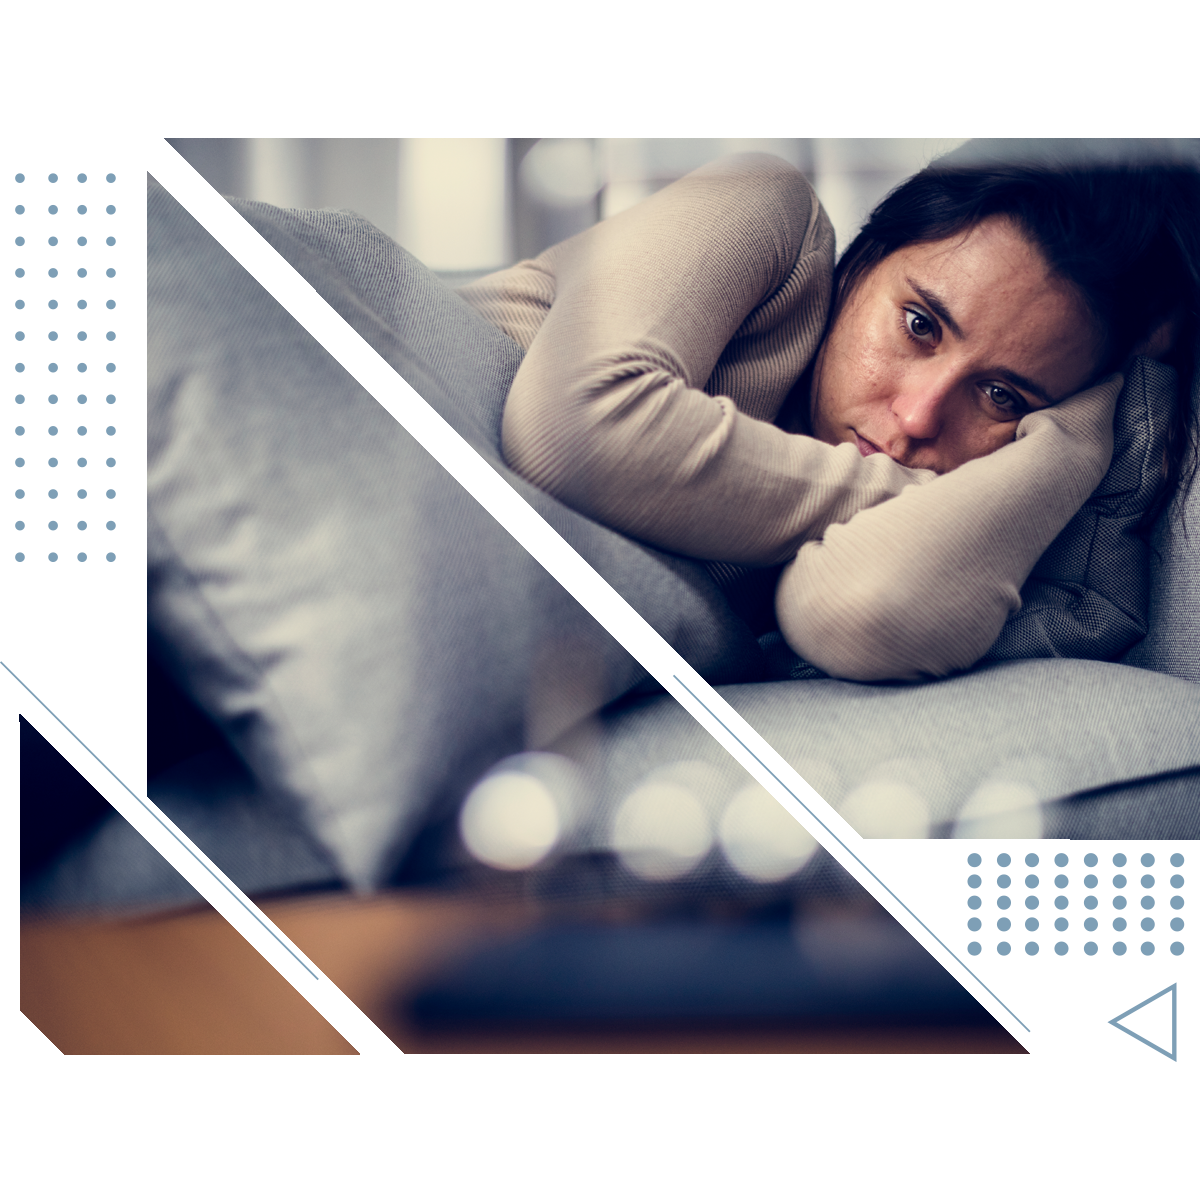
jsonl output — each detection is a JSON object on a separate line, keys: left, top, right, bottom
{"left": 891, "top": 380, "right": 952, "bottom": 442}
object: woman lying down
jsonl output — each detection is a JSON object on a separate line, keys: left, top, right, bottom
{"left": 459, "top": 151, "right": 1200, "bottom": 682}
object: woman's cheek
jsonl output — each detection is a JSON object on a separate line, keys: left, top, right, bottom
{"left": 960, "top": 417, "right": 1022, "bottom": 466}
{"left": 845, "top": 329, "right": 901, "bottom": 412}
{"left": 991, "top": 420, "right": 1023, "bottom": 452}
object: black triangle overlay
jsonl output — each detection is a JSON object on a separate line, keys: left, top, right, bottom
{"left": 8, "top": 672, "right": 403, "bottom": 1056}
{"left": 140, "top": 138, "right": 1032, "bottom": 1041}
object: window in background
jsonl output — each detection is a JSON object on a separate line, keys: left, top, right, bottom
{"left": 167, "top": 138, "right": 402, "bottom": 243}
{"left": 811, "top": 138, "right": 968, "bottom": 253}
{"left": 397, "top": 139, "right": 509, "bottom": 279}
{"left": 512, "top": 138, "right": 601, "bottom": 262}
{"left": 166, "top": 137, "right": 971, "bottom": 278}
{"left": 509, "top": 138, "right": 967, "bottom": 265}
{"left": 508, "top": 139, "right": 813, "bottom": 264}
{"left": 598, "top": 138, "right": 813, "bottom": 220}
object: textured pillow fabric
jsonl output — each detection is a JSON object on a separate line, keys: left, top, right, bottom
{"left": 147, "top": 179, "right": 760, "bottom": 890}
{"left": 1121, "top": 346, "right": 1200, "bottom": 682}
{"left": 979, "top": 356, "right": 1174, "bottom": 664}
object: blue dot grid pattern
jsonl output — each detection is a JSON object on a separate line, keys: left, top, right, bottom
{"left": 7, "top": 164, "right": 125, "bottom": 569}
{"left": 966, "top": 847, "right": 1184, "bottom": 960}
{"left": 1166, "top": 853, "right": 1187, "bottom": 955}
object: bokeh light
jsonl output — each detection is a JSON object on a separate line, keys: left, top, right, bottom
{"left": 459, "top": 769, "right": 561, "bottom": 871}
{"left": 718, "top": 783, "right": 818, "bottom": 882}
{"left": 612, "top": 780, "right": 713, "bottom": 881}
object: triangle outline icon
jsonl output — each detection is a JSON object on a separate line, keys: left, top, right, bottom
{"left": 1109, "top": 983, "right": 1177, "bottom": 1061}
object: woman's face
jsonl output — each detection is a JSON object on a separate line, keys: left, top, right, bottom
{"left": 809, "top": 216, "right": 1105, "bottom": 473}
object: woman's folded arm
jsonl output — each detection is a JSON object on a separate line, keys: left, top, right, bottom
{"left": 775, "top": 375, "right": 1122, "bottom": 680}
{"left": 487, "top": 153, "right": 933, "bottom": 564}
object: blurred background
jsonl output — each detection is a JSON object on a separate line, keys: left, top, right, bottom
{"left": 26, "top": 137, "right": 1038, "bottom": 1054}
{"left": 168, "top": 138, "right": 970, "bottom": 283}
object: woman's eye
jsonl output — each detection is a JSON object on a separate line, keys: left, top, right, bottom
{"left": 982, "top": 383, "right": 1027, "bottom": 415}
{"left": 904, "top": 308, "right": 936, "bottom": 342}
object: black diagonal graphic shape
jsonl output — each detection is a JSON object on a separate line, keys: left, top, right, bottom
{"left": 8, "top": 662, "right": 398, "bottom": 1056}
{"left": 145, "top": 138, "right": 1036, "bottom": 1041}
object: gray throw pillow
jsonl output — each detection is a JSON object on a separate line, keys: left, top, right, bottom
{"left": 147, "top": 179, "right": 760, "bottom": 890}
{"left": 980, "top": 355, "right": 1175, "bottom": 664}
{"left": 1121, "top": 344, "right": 1200, "bottom": 682}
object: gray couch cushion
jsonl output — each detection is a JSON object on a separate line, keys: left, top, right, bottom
{"left": 147, "top": 179, "right": 759, "bottom": 890}
{"left": 564, "top": 660, "right": 1200, "bottom": 871}
{"left": 28, "top": 656, "right": 1199, "bottom": 915}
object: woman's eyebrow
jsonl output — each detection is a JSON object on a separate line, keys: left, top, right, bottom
{"left": 905, "top": 277, "right": 964, "bottom": 340}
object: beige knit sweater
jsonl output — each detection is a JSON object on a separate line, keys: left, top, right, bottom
{"left": 460, "top": 154, "right": 1118, "bottom": 681}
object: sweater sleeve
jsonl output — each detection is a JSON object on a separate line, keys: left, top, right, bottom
{"left": 775, "top": 375, "right": 1123, "bottom": 681}
{"left": 462, "top": 153, "right": 933, "bottom": 566}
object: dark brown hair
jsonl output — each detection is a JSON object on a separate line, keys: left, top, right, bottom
{"left": 833, "top": 144, "right": 1200, "bottom": 522}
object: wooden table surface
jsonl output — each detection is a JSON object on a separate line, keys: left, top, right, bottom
{"left": 21, "top": 890, "right": 1024, "bottom": 1055}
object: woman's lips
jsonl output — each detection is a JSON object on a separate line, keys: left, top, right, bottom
{"left": 853, "top": 431, "right": 885, "bottom": 457}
